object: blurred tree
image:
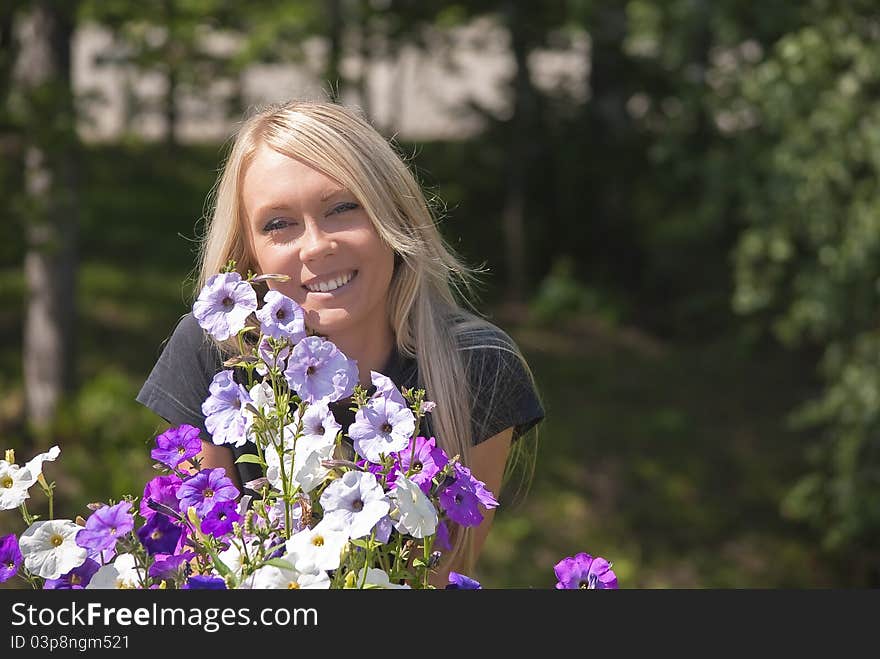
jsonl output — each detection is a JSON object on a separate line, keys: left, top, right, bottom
{"left": 11, "top": 1, "right": 81, "bottom": 441}
{"left": 730, "top": 0, "right": 880, "bottom": 582}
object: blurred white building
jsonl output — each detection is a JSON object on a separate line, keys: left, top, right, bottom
{"left": 71, "top": 17, "right": 588, "bottom": 143}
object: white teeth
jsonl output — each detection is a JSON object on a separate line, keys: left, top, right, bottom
{"left": 306, "top": 271, "right": 354, "bottom": 293}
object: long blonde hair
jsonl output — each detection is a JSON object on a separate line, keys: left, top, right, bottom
{"left": 195, "top": 100, "right": 539, "bottom": 575}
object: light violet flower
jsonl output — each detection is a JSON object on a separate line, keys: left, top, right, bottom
{"left": 0, "top": 445, "right": 60, "bottom": 511}
{"left": 202, "top": 370, "right": 252, "bottom": 448}
{"left": 349, "top": 395, "right": 415, "bottom": 464}
{"left": 284, "top": 336, "right": 358, "bottom": 404}
{"left": 256, "top": 290, "right": 306, "bottom": 342}
{"left": 193, "top": 271, "right": 257, "bottom": 341}
{"left": 76, "top": 501, "right": 134, "bottom": 554}
{"left": 19, "top": 519, "right": 88, "bottom": 580}
{"left": 391, "top": 475, "right": 437, "bottom": 539}
{"left": 370, "top": 371, "right": 407, "bottom": 408}
{"left": 320, "top": 471, "right": 390, "bottom": 539}
{"left": 86, "top": 553, "right": 144, "bottom": 589}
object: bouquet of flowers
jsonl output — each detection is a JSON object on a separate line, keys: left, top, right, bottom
{"left": 0, "top": 265, "right": 618, "bottom": 590}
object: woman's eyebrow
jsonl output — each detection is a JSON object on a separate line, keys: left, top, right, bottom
{"left": 320, "top": 187, "right": 348, "bottom": 202}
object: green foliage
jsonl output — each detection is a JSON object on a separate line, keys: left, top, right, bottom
{"left": 730, "top": 3, "right": 880, "bottom": 568}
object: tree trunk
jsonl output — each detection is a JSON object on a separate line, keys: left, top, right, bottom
{"left": 501, "top": 3, "right": 534, "bottom": 306}
{"left": 19, "top": 2, "right": 79, "bottom": 437}
{"left": 325, "top": 0, "right": 343, "bottom": 101}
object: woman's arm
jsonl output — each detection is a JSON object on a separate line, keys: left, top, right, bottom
{"left": 429, "top": 426, "right": 513, "bottom": 587}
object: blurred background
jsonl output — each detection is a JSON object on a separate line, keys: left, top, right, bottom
{"left": 2, "top": 0, "right": 880, "bottom": 588}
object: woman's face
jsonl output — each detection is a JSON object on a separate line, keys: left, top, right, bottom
{"left": 241, "top": 144, "right": 396, "bottom": 340}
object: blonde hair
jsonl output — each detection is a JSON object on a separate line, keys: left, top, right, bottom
{"left": 195, "top": 99, "right": 539, "bottom": 575}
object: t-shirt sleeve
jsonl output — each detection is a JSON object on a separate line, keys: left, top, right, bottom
{"left": 461, "top": 325, "right": 545, "bottom": 446}
{"left": 135, "top": 312, "right": 221, "bottom": 441}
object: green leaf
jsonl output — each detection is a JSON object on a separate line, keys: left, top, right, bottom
{"left": 264, "top": 558, "right": 296, "bottom": 571}
{"left": 235, "top": 454, "right": 266, "bottom": 466}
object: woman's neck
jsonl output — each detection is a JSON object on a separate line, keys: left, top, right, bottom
{"left": 325, "top": 323, "right": 395, "bottom": 387}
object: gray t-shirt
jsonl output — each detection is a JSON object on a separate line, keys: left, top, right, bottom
{"left": 136, "top": 312, "right": 544, "bottom": 487}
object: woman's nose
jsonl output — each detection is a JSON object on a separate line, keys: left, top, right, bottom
{"left": 299, "top": 220, "right": 337, "bottom": 261}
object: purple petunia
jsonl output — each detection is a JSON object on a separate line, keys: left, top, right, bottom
{"left": 446, "top": 571, "right": 482, "bottom": 589}
{"left": 349, "top": 395, "right": 415, "bottom": 464}
{"left": 140, "top": 474, "right": 183, "bottom": 519}
{"left": 76, "top": 501, "right": 134, "bottom": 554}
{"left": 148, "top": 552, "right": 195, "bottom": 581}
{"left": 202, "top": 370, "right": 252, "bottom": 448}
{"left": 284, "top": 336, "right": 358, "bottom": 404}
{"left": 200, "top": 500, "right": 241, "bottom": 537}
{"left": 183, "top": 575, "right": 227, "bottom": 589}
{"left": 137, "top": 513, "right": 183, "bottom": 556}
{"left": 177, "top": 468, "right": 239, "bottom": 518}
{"left": 438, "top": 478, "right": 483, "bottom": 527}
{"left": 256, "top": 290, "right": 306, "bottom": 342}
{"left": 554, "top": 553, "right": 618, "bottom": 590}
{"left": 0, "top": 533, "right": 22, "bottom": 583}
{"left": 452, "top": 463, "right": 499, "bottom": 510}
{"left": 391, "top": 436, "right": 447, "bottom": 494}
{"left": 193, "top": 271, "right": 257, "bottom": 341}
{"left": 151, "top": 424, "right": 202, "bottom": 469}
{"left": 43, "top": 559, "right": 100, "bottom": 589}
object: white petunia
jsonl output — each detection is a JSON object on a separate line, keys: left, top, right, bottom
{"left": 0, "top": 446, "right": 60, "bottom": 511}
{"left": 285, "top": 519, "right": 348, "bottom": 573}
{"left": 352, "top": 567, "right": 411, "bottom": 589}
{"left": 319, "top": 471, "right": 390, "bottom": 539}
{"left": 86, "top": 553, "right": 144, "bottom": 589}
{"left": 391, "top": 475, "right": 438, "bottom": 539}
{"left": 265, "top": 423, "right": 335, "bottom": 493}
{"left": 240, "top": 561, "right": 330, "bottom": 589}
{"left": 19, "top": 519, "right": 87, "bottom": 580}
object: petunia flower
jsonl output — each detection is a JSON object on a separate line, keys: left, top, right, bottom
{"left": 446, "top": 571, "right": 482, "bottom": 589}
{"left": 390, "top": 475, "right": 438, "bottom": 539}
{"left": 76, "top": 501, "right": 134, "bottom": 554}
{"left": 285, "top": 519, "right": 348, "bottom": 573}
{"left": 19, "top": 519, "right": 88, "bottom": 580}
{"left": 319, "top": 471, "right": 390, "bottom": 539}
{"left": 43, "top": 559, "right": 100, "bottom": 590}
{"left": 0, "top": 533, "right": 22, "bottom": 583}
{"left": 256, "top": 290, "right": 306, "bottom": 342}
{"left": 0, "top": 445, "right": 60, "bottom": 511}
{"left": 151, "top": 424, "right": 202, "bottom": 469}
{"left": 177, "top": 468, "right": 239, "bottom": 518}
{"left": 554, "top": 552, "right": 618, "bottom": 590}
{"left": 183, "top": 575, "right": 227, "bottom": 589}
{"left": 349, "top": 395, "right": 415, "bottom": 464}
{"left": 351, "top": 567, "right": 410, "bottom": 589}
{"left": 193, "top": 271, "right": 257, "bottom": 341}
{"left": 202, "top": 370, "right": 252, "bottom": 448}
{"left": 86, "top": 553, "right": 144, "bottom": 589}
{"left": 241, "top": 562, "right": 330, "bottom": 589}
{"left": 136, "top": 513, "right": 183, "bottom": 556}
{"left": 390, "top": 436, "right": 447, "bottom": 494}
{"left": 284, "top": 336, "right": 358, "bottom": 404}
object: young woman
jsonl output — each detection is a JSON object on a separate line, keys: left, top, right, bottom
{"left": 137, "top": 100, "right": 544, "bottom": 584}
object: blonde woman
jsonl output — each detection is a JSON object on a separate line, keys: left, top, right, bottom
{"left": 137, "top": 100, "right": 544, "bottom": 586}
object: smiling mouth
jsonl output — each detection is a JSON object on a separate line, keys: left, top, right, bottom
{"left": 302, "top": 270, "right": 358, "bottom": 294}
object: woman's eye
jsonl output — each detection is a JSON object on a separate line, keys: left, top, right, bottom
{"left": 329, "top": 201, "right": 359, "bottom": 215}
{"left": 264, "top": 218, "right": 296, "bottom": 233}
